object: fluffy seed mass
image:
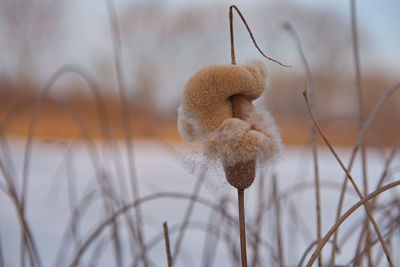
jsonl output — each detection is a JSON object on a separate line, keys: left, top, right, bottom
{"left": 178, "top": 60, "right": 281, "bottom": 167}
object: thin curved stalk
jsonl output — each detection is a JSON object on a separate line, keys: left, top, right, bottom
{"left": 104, "top": 0, "right": 147, "bottom": 265}
{"left": 306, "top": 180, "right": 400, "bottom": 266}
{"left": 18, "top": 66, "right": 130, "bottom": 267}
{"left": 172, "top": 166, "right": 207, "bottom": 262}
{"left": 0, "top": 157, "right": 39, "bottom": 267}
{"left": 163, "top": 222, "right": 173, "bottom": 267}
{"left": 201, "top": 197, "right": 227, "bottom": 267}
{"left": 349, "top": 1, "right": 371, "bottom": 265}
{"left": 250, "top": 172, "right": 266, "bottom": 267}
{"left": 329, "top": 82, "right": 400, "bottom": 265}
{"left": 238, "top": 189, "right": 248, "bottom": 267}
{"left": 69, "top": 192, "right": 227, "bottom": 267}
{"left": 272, "top": 175, "right": 284, "bottom": 267}
{"left": 304, "top": 92, "right": 394, "bottom": 266}
{"left": 283, "top": 22, "right": 322, "bottom": 267}
{"left": 229, "top": 5, "right": 289, "bottom": 67}
{"left": 297, "top": 240, "right": 334, "bottom": 267}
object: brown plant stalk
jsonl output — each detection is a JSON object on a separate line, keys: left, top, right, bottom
{"left": 330, "top": 81, "right": 400, "bottom": 266}
{"left": 283, "top": 22, "right": 322, "bottom": 267}
{"left": 163, "top": 222, "right": 173, "bottom": 267}
{"left": 349, "top": 0, "right": 372, "bottom": 265}
{"left": 228, "top": 5, "right": 289, "bottom": 267}
{"left": 303, "top": 91, "right": 394, "bottom": 267}
{"left": 305, "top": 180, "right": 400, "bottom": 267}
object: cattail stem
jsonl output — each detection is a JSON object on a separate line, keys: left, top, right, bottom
{"left": 163, "top": 222, "right": 173, "bottom": 267}
{"left": 228, "top": 6, "right": 255, "bottom": 267}
{"left": 238, "top": 189, "right": 248, "bottom": 267}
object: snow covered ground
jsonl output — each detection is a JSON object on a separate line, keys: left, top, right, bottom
{"left": 0, "top": 140, "right": 399, "bottom": 266}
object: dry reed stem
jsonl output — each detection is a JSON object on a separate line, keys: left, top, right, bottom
{"left": 64, "top": 146, "right": 82, "bottom": 252}
{"left": 131, "top": 216, "right": 279, "bottom": 266}
{"left": 17, "top": 63, "right": 144, "bottom": 266}
{"left": 272, "top": 174, "right": 284, "bottom": 267}
{"left": 132, "top": 220, "right": 240, "bottom": 266}
{"left": 280, "top": 181, "right": 358, "bottom": 203}
{"left": 330, "top": 82, "right": 400, "bottom": 264}
{"left": 228, "top": 5, "right": 289, "bottom": 267}
{"left": 350, "top": 233, "right": 394, "bottom": 267}
{"left": 0, "top": 132, "right": 17, "bottom": 188}
{"left": 59, "top": 102, "right": 126, "bottom": 266}
{"left": 297, "top": 240, "right": 335, "bottom": 267}
{"left": 172, "top": 166, "right": 207, "bottom": 262}
{"left": 229, "top": 6, "right": 251, "bottom": 267}
{"left": 237, "top": 189, "right": 248, "bottom": 267}
{"left": 133, "top": 198, "right": 278, "bottom": 266}
{"left": 288, "top": 202, "right": 313, "bottom": 245}
{"left": 54, "top": 188, "right": 98, "bottom": 266}
{"left": 129, "top": 194, "right": 277, "bottom": 266}
{"left": 53, "top": 96, "right": 125, "bottom": 266}
{"left": 349, "top": 0, "right": 372, "bottom": 265}
{"left": 16, "top": 65, "right": 132, "bottom": 267}
{"left": 350, "top": 0, "right": 368, "bottom": 195}
{"left": 105, "top": 0, "right": 149, "bottom": 266}
{"left": 0, "top": 119, "right": 38, "bottom": 267}
{"left": 0, "top": 138, "right": 40, "bottom": 267}
{"left": 303, "top": 91, "right": 394, "bottom": 267}
{"left": 337, "top": 216, "right": 366, "bottom": 248}
{"left": 163, "top": 222, "right": 173, "bottom": 267}
{"left": 88, "top": 237, "right": 108, "bottom": 267}
{"left": 306, "top": 180, "right": 400, "bottom": 266}
{"left": 283, "top": 22, "right": 322, "bottom": 267}
{"left": 228, "top": 5, "right": 290, "bottom": 265}
{"left": 353, "top": 229, "right": 368, "bottom": 266}
{"left": 228, "top": 5, "right": 291, "bottom": 265}
{"left": 21, "top": 65, "right": 109, "bottom": 214}
{"left": 69, "top": 192, "right": 238, "bottom": 266}
{"left": 229, "top": 5, "right": 290, "bottom": 67}
{"left": 201, "top": 198, "right": 227, "bottom": 267}
{"left": 374, "top": 141, "right": 400, "bottom": 191}
{"left": 250, "top": 172, "right": 266, "bottom": 267}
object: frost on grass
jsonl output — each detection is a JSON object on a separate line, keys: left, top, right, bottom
{"left": 178, "top": 60, "right": 282, "bottom": 174}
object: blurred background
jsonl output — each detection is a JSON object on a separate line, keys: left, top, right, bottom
{"left": 1, "top": 1, "right": 400, "bottom": 266}
{"left": 1, "top": 0, "right": 399, "bottom": 146}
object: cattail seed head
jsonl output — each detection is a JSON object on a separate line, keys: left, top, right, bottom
{"left": 178, "top": 60, "right": 281, "bottom": 188}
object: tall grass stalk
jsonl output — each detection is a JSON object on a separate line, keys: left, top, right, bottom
{"left": 104, "top": 0, "right": 149, "bottom": 266}
{"left": 303, "top": 91, "right": 394, "bottom": 266}
{"left": 283, "top": 22, "right": 322, "bottom": 267}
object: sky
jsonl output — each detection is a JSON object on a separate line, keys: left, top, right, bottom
{"left": 1, "top": 0, "right": 399, "bottom": 94}
{"left": 59, "top": 0, "right": 400, "bottom": 77}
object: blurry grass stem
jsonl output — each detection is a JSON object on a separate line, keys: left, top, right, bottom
{"left": 305, "top": 180, "right": 400, "bottom": 267}
{"left": 229, "top": 5, "right": 290, "bottom": 67}
{"left": 105, "top": 0, "right": 148, "bottom": 266}
{"left": 272, "top": 174, "right": 284, "bottom": 267}
{"left": 237, "top": 189, "right": 248, "bottom": 267}
{"left": 330, "top": 77, "right": 400, "bottom": 267}
{"left": 250, "top": 172, "right": 266, "bottom": 267}
{"left": 349, "top": 0, "right": 371, "bottom": 265}
{"left": 172, "top": 166, "right": 207, "bottom": 263}
{"left": 21, "top": 64, "right": 140, "bottom": 267}
{"left": 70, "top": 192, "right": 238, "bottom": 266}
{"left": 163, "top": 222, "right": 173, "bottom": 267}
{"left": 303, "top": 91, "right": 394, "bottom": 267}
{"left": 283, "top": 22, "right": 322, "bottom": 267}
{"left": 228, "top": 5, "right": 290, "bottom": 267}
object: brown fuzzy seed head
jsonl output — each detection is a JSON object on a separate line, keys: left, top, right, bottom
{"left": 178, "top": 60, "right": 267, "bottom": 140}
{"left": 224, "top": 160, "right": 256, "bottom": 190}
{"left": 177, "top": 60, "right": 282, "bottom": 183}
